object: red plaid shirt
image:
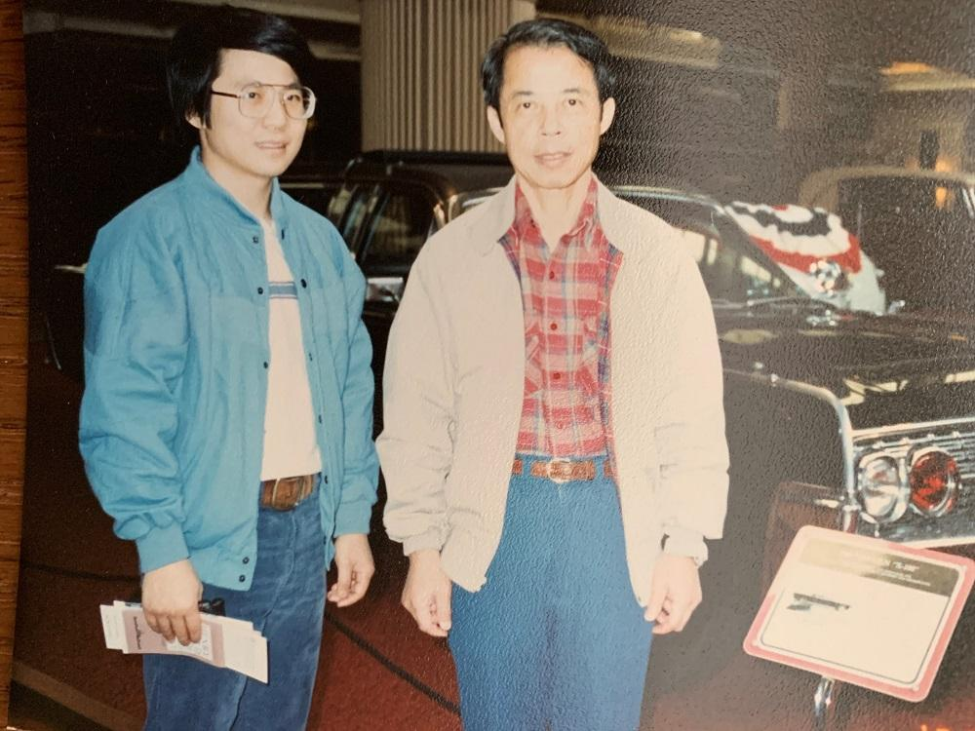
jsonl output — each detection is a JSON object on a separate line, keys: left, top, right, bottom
{"left": 501, "top": 179, "right": 622, "bottom": 458}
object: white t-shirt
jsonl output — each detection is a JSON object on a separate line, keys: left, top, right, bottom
{"left": 259, "top": 218, "right": 322, "bottom": 480}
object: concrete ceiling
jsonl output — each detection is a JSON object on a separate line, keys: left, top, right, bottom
{"left": 21, "top": 0, "right": 975, "bottom": 78}
{"left": 538, "top": 0, "right": 975, "bottom": 78}
{"left": 22, "top": 0, "right": 361, "bottom": 60}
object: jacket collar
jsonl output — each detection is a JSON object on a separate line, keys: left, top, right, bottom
{"left": 181, "top": 146, "right": 290, "bottom": 230}
{"left": 473, "top": 171, "right": 640, "bottom": 257}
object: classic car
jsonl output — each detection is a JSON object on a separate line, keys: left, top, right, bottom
{"left": 316, "top": 153, "right": 975, "bottom": 691}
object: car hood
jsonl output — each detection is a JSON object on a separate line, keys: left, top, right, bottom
{"left": 715, "top": 309, "right": 975, "bottom": 431}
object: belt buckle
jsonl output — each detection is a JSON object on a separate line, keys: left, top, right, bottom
{"left": 267, "top": 476, "right": 304, "bottom": 511}
{"left": 546, "top": 459, "right": 573, "bottom": 485}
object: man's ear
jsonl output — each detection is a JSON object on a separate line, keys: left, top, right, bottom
{"left": 599, "top": 97, "right": 617, "bottom": 136}
{"left": 486, "top": 106, "right": 505, "bottom": 146}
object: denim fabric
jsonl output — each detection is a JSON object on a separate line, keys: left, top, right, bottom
{"left": 448, "top": 456, "right": 654, "bottom": 731}
{"left": 143, "top": 489, "right": 326, "bottom": 731}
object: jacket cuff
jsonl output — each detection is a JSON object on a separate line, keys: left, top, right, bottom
{"left": 136, "top": 522, "right": 189, "bottom": 575}
{"left": 403, "top": 529, "right": 446, "bottom": 557}
{"left": 663, "top": 528, "right": 708, "bottom": 568}
{"left": 334, "top": 498, "right": 373, "bottom": 536}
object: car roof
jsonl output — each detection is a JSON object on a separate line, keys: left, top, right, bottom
{"left": 343, "top": 150, "right": 514, "bottom": 201}
{"left": 804, "top": 165, "right": 975, "bottom": 186}
{"left": 799, "top": 165, "right": 975, "bottom": 209}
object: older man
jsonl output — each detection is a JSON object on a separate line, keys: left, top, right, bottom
{"left": 380, "top": 17, "right": 729, "bottom": 731}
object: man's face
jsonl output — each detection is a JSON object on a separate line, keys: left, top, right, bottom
{"left": 191, "top": 49, "right": 308, "bottom": 186}
{"left": 487, "top": 44, "right": 615, "bottom": 194}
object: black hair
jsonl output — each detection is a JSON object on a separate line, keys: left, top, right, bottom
{"left": 480, "top": 18, "right": 616, "bottom": 113}
{"left": 167, "top": 5, "right": 315, "bottom": 132}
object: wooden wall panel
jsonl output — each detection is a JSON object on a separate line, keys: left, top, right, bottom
{"left": 0, "top": 0, "right": 27, "bottom": 725}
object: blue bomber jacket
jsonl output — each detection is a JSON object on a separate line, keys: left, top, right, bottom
{"left": 80, "top": 149, "right": 378, "bottom": 590}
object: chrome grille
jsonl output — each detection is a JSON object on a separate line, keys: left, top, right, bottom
{"left": 853, "top": 423, "right": 975, "bottom": 545}
{"left": 855, "top": 428, "right": 975, "bottom": 483}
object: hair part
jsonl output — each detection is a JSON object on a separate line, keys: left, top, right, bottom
{"left": 167, "top": 5, "right": 315, "bottom": 133}
{"left": 480, "top": 18, "right": 616, "bottom": 114}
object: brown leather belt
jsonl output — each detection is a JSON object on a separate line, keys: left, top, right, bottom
{"left": 259, "top": 474, "right": 317, "bottom": 510}
{"left": 511, "top": 458, "right": 614, "bottom": 484}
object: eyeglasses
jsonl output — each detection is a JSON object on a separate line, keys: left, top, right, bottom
{"left": 210, "top": 82, "right": 317, "bottom": 120}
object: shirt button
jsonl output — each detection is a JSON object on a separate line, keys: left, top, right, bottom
{"left": 242, "top": 557, "right": 250, "bottom": 564}
{"left": 301, "top": 279, "right": 307, "bottom": 288}
{"left": 552, "top": 372, "right": 562, "bottom": 381}
{"left": 308, "top": 353, "right": 314, "bottom": 361}
{"left": 549, "top": 271, "right": 556, "bottom": 280}
{"left": 238, "top": 575, "right": 246, "bottom": 583}
{"left": 318, "top": 415, "right": 323, "bottom": 424}
{"left": 550, "top": 322, "right": 558, "bottom": 331}
{"left": 257, "top": 287, "right": 264, "bottom": 295}
{"left": 252, "top": 235, "right": 259, "bottom": 244}
{"left": 263, "top": 361, "right": 269, "bottom": 369}
{"left": 556, "top": 422, "right": 565, "bottom": 430}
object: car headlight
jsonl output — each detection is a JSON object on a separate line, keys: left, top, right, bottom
{"left": 909, "top": 448, "right": 960, "bottom": 517}
{"left": 858, "top": 454, "right": 909, "bottom": 523}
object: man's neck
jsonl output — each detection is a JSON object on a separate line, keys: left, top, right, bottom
{"left": 200, "top": 155, "right": 274, "bottom": 222}
{"left": 518, "top": 171, "right": 593, "bottom": 250}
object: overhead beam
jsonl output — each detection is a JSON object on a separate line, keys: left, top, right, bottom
{"left": 22, "top": 1, "right": 361, "bottom": 61}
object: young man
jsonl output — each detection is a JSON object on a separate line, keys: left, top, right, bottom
{"left": 79, "top": 8, "right": 378, "bottom": 729}
{"left": 380, "top": 18, "right": 729, "bottom": 730}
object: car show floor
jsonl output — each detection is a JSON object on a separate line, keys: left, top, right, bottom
{"left": 10, "top": 336, "right": 975, "bottom": 731}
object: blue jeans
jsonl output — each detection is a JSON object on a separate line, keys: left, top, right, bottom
{"left": 448, "top": 456, "right": 654, "bottom": 731}
{"left": 143, "top": 487, "right": 326, "bottom": 731}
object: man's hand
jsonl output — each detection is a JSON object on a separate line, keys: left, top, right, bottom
{"left": 141, "top": 559, "right": 203, "bottom": 646}
{"left": 644, "top": 554, "right": 702, "bottom": 635}
{"left": 402, "top": 549, "right": 452, "bottom": 638}
{"left": 327, "top": 533, "right": 375, "bottom": 607}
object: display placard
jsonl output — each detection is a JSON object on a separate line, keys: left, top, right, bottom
{"left": 743, "top": 525, "right": 974, "bottom": 702}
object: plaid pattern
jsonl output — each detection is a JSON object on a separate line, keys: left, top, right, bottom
{"left": 500, "top": 179, "right": 622, "bottom": 458}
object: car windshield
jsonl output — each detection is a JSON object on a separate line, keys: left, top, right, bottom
{"left": 837, "top": 176, "right": 975, "bottom": 312}
{"left": 616, "top": 191, "right": 806, "bottom": 304}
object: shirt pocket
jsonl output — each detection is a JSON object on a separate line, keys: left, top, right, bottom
{"left": 577, "top": 314, "right": 601, "bottom": 397}
{"left": 524, "top": 326, "right": 543, "bottom": 396}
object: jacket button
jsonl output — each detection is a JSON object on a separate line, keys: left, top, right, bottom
{"left": 301, "top": 279, "right": 307, "bottom": 288}
{"left": 318, "top": 415, "right": 323, "bottom": 424}
{"left": 263, "top": 361, "right": 268, "bottom": 369}
{"left": 257, "top": 287, "right": 264, "bottom": 295}
{"left": 308, "top": 352, "right": 314, "bottom": 361}
{"left": 252, "top": 235, "right": 259, "bottom": 244}
{"left": 238, "top": 575, "right": 246, "bottom": 583}
{"left": 242, "top": 557, "right": 250, "bottom": 565}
